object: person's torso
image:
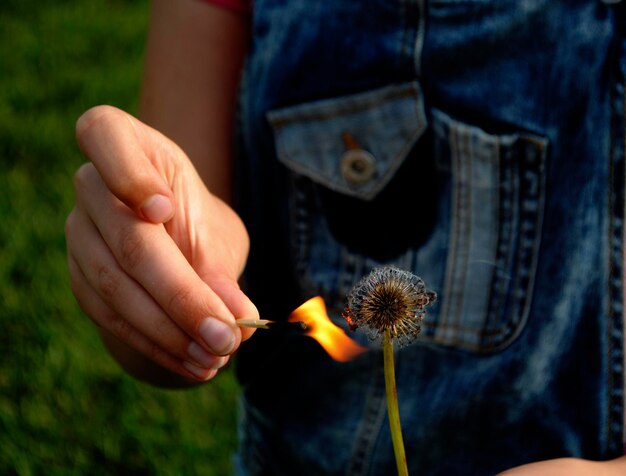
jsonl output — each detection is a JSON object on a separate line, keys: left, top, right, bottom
{"left": 235, "top": 1, "right": 626, "bottom": 474}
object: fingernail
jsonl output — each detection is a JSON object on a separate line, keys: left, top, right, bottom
{"left": 141, "top": 194, "right": 173, "bottom": 223}
{"left": 199, "top": 318, "right": 235, "bottom": 355}
{"left": 187, "top": 342, "right": 229, "bottom": 370}
{"left": 183, "top": 361, "right": 217, "bottom": 380}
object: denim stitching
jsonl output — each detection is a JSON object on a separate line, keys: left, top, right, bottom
{"left": 484, "top": 138, "right": 546, "bottom": 349}
{"left": 509, "top": 139, "right": 546, "bottom": 345}
{"left": 346, "top": 357, "right": 387, "bottom": 476}
{"left": 607, "top": 45, "right": 626, "bottom": 453}
{"left": 414, "top": 0, "right": 426, "bottom": 78}
{"left": 621, "top": 41, "right": 626, "bottom": 452}
{"left": 290, "top": 174, "right": 317, "bottom": 299}
{"left": 437, "top": 122, "right": 461, "bottom": 341}
{"left": 486, "top": 137, "right": 511, "bottom": 341}
{"left": 452, "top": 124, "right": 473, "bottom": 340}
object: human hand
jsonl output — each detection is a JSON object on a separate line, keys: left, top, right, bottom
{"left": 497, "top": 455, "right": 626, "bottom": 475}
{"left": 65, "top": 105, "right": 258, "bottom": 383}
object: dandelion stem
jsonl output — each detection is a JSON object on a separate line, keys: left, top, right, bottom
{"left": 384, "top": 329, "right": 409, "bottom": 476}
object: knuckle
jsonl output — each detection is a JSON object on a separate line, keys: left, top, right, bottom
{"left": 116, "top": 223, "right": 145, "bottom": 271}
{"left": 110, "top": 315, "right": 136, "bottom": 343}
{"left": 166, "top": 285, "right": 196, "bottom": 321}
{"left": 96, "top": 265, "right": 120, "bottom": 302}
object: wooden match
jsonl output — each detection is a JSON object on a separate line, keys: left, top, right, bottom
{"left": 236, "top": 319, "right": 307, "bottom": 331}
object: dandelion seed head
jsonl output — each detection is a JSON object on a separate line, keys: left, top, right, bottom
{"left": 343, "top": 266, "right": 436, "bottom": 345}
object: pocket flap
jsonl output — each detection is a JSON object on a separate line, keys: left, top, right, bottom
{"left": 267, "top": 82, "right": 427, "bottom": 200}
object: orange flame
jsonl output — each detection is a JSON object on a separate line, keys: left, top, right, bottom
{"left": 288, "top": 296, "right": 367, "bottom": 362}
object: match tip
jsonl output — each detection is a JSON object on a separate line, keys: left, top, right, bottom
{"left": 268, "top": 320, "right": 308, "bottom": 332}
{"left": 293, "top": 321, "right": 308, "bottom": 331}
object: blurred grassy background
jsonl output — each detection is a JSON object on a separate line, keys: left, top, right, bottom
{"left": 0, "top": 1, "right": 240, "bottom": 474}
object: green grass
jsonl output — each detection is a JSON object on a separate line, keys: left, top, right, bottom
{"left": 0, "top": 1, "right": 239, "bottom": 474}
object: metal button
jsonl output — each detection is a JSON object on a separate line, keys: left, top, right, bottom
{"left": 340, "top": 149, "right": 376, "bottom": 186}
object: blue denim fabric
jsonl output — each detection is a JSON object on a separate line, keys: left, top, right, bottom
{"left": 234, "top": 1, "right": 626, "bottom": 474}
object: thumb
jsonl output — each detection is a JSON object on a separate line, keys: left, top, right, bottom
{"left": 76, "top": 105, "right": 175, "bottom": 223}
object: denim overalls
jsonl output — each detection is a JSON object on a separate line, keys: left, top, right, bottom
{"left": 234, "top": 1, "right": 626, "bottom": 474}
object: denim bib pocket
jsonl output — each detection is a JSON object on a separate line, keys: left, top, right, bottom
{"left": 267, "top": 83, "right": 548, "bottom": 354}
{"left": 426, "top": 109, "right": 548, "bottom": 352}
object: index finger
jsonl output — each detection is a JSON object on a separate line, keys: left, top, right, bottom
{"left": 76, "top": 105, "right": 176, "bottom": 223}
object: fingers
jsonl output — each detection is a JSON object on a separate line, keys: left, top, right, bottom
{"left": 73, "top": 163, "right": 242, "bottom": 357}
{"left": 75, "top": 105, "right": 175, "bottom": 223}
{"left": 68, "top": 254, "right": 224, "bottom": 382}
{"left": 66, "top": 209, "right": 229, "bottom": 381}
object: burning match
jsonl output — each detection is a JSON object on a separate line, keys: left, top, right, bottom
{"left": 288, "top": 296, "right": 368, "bottom": 362}
{"left": 237, "top": 296, "right": 367, "bottom": 361}
{"left": 236, "top": 319, "right": 307, "bottom": 331}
